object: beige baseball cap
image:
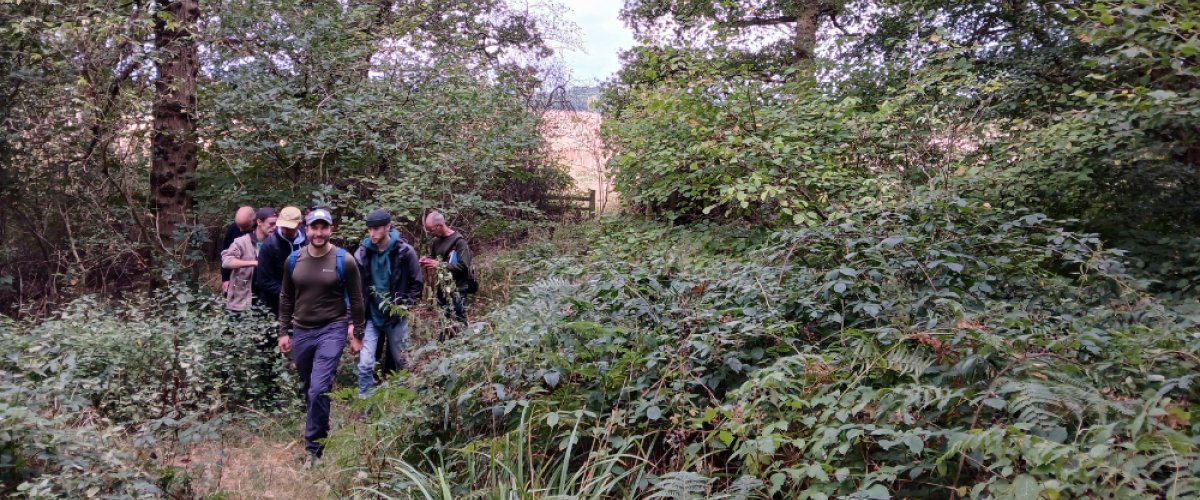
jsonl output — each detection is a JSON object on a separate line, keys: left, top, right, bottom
{"left": 277, "top": 206, "right": 303, "bottom": 229}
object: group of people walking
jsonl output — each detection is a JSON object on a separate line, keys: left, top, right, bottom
{"left": 219, "top": 206, "right": 474, "bottom": 469}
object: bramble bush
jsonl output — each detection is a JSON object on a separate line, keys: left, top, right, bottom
{"left": 334, "top": 192, "right": 1200, "bottom": 499}
{"left": 0, "top": 284, "right": 293, "bottom": 497}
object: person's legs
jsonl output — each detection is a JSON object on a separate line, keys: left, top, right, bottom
{"left": 302, "top": 321, "right": 347, "bottom": 458}
{"left": 383, "top": 317, "right": 411, "bottom": 372}
{"left": 452, "top": 295, "right": 467, "bottom": 325}
{"left": 357, "top": 321, "right": 379, "bottom": 398}
{"left": 290, "top": 326, "right": 318, "bottom": 416}
{"left": 223, "top": 309, "right": 243, "bottom": 336}
{"left": 247, "top": 300, "right": 284, "bottom": 403}
{"left": 436, "top": 291, "right": 466, "bottom": 342}
{"left": 261, "top": 294, "right": 280, "bottom": 320}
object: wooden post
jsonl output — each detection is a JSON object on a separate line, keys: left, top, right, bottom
{"left": 588, "top": 189, "right": 596, "bottom": 215}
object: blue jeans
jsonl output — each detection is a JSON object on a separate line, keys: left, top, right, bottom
{"left": 357, "top": 317, "right": 410, "bottom": 397}
{"left": 291, "top": 321, "right": 347, "bottom": 458}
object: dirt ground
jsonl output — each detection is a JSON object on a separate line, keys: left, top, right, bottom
{"left": 186, "top": 258, "right": 504, "bottom": 498}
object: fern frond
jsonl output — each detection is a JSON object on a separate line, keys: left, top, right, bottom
{"left": 884, "top": 348, "right": 934, "bottom": 382}
{"left": 645, "top": 471, "right": 713, "bottom": 500}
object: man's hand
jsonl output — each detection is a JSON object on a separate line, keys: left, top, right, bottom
{"left": 419, "top": 256, "right": 438, "bottom": 269}
{"left": 278, "top": 335, "right": 292, "bottom": 354}
{"left": 222, "top": 281, "right": 230, "bottom": 293}
{"left": 348, "top": 335, "right": 363, "bottom": 355}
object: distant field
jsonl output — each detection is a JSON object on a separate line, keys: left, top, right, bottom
{"left": 541, "top": 110, "right": 617, "bottom": 212}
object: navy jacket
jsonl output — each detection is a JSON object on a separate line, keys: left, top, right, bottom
{"left": 354, "top": 233, "right": 422, "bottom": 326}
{"left": 255, "top": 227, "right": 307, "bottom": 302}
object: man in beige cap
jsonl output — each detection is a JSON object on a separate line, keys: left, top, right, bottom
{"left": 255, "top": 206, "right": 307, "bottom": 318}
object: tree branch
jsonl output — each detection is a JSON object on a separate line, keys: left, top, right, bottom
{"left": 726, "top": 16, "right": 797, "bottom": 28}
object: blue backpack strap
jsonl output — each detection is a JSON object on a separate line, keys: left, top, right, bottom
{"left": 287, "top": 250, "right": 299, "bottom": 276}
{"left": 336, "top": 248, "right": 349, "bottom": 308}
{"left": 285, "top": 250, "right": 299, "bottom": 300}
{"left": 335, "top": 248, "right": 345, "bottom": 285}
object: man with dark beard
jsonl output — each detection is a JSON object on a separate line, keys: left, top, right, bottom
{"left": 353, "top": 209, "right": 422, "bottom": 403}
{"left": 277, "top": 208, "right": 366, "bottom": 470}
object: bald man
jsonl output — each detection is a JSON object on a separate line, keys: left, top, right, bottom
{"left": 419, "top": 211, "right": 473, "bottom": 341}
{"left": 222, "top": 206, "right": 256, "bottom": 293}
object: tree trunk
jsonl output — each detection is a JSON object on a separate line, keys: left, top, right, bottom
{"left": 793, "top": 4, "right": 821, "bottom": 66}
{"left": 150, "top": 0, "right": 200, "bottom": 278}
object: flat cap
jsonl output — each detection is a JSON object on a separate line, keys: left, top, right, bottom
{"left": 365, "top": 208, "right": 392, "bottom": 228}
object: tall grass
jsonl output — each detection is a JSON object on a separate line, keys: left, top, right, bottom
{"left": 358, "top": 407, "right": 649, "bottom": 499}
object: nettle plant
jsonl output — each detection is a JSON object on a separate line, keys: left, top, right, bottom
{"left": 352, "top": 193, "right": 1199, "bottom": 499}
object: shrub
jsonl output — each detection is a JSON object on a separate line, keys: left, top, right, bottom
{"left": 337, "top": 193, "right": 1200, "bottom": 498}
{"left": 0, "top": 284, "right": 291, "bottom": 496}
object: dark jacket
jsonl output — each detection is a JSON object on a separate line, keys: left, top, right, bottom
{"left": 221, "top": 222, "right": 249, "bottom": 282}
{"left": 354, "top": 231, "right": 422, "bottom": 326}
{"left": 429, "top": 231, "right": 473, "bottom": 294}
{"left": 255, "top": 226, "right": 307, "bottom": 305}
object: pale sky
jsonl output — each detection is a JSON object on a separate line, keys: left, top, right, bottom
{"left": 557, "top": 0, "right": 636, "bottom": 85}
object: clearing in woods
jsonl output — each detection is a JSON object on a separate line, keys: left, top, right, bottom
{"left": 180, "top": 110, "right": 612, "bottom": 499}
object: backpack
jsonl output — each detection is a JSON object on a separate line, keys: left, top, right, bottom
{"left": 445, "top": 233, "right": 479, "bottom": 295}
{"left": 287, "top": 247, "right": 350, "bottom": 306}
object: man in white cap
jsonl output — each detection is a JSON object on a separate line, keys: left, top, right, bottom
{"left": 277, "top": 207, "right": 365, "bottom": 469}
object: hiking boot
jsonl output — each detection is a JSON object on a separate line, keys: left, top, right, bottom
{"left": 303, "top": 455, "right": 323, "bottom": 471}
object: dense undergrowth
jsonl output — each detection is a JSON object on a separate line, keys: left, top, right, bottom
{"left": 0, "top": 293, "right": 291, "bottom": 497}
{"left": 2, "top": 191, "right": 1198, "bottom": 498}
{"left": 335, "top": 192, "right": 1200, "bottom": 499}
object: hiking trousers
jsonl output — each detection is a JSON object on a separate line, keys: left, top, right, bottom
{"left": 291, "top": 321, "right": 347, "bottom": 458}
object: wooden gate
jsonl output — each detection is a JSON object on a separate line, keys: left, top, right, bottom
{"left": 545, "top": 189, "right": 596, "bottom": 219}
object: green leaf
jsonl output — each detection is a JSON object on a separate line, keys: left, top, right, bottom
{"left": 903, "top": 434, "right": 925, "bottom": 454}
{"left": 647, "top": 406, "right": 662, "bottom": 420}
{"left": 1010, "top": 474, "right": 1043, "bottom": 500}
{"left": 543, "top": 370, "right": 561, "bottom": 388}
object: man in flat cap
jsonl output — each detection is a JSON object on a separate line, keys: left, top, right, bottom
{"left": 352, "top": 209, "right": 422, "bottom": 403}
